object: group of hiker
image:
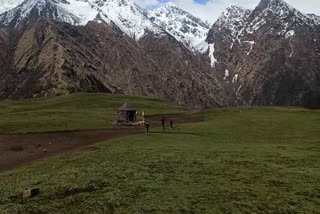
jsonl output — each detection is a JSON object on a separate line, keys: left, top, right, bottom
{"left": 144, "top": 116, "right": 174, "bottom": 135}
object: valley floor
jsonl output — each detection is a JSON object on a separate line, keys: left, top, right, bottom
{"left": 0, "top": 94, "right": 319, "bottom": 213}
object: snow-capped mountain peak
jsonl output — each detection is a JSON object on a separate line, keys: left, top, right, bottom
{"left": 0, "top": 0, "right": 81, "bottom": 28}
{"left": 0, "top": 0, "right": 163, "bottom": 40}
{"left": 149, "top": 2, "right": 210, "bottom": 52}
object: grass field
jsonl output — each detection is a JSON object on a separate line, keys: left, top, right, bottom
{"left": 0, "top": 96, "right": 319, "bottom": 213}
{"left": 0, "top": 93, "right": 185, "bottom": 133}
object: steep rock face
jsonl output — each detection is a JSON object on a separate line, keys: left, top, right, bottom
{"left": 0, "top": 19, "right": 226, "bottom": 109}
{"left": 149, "top": 2, "right": 210, "bottom": 52}
{"left": 0, "top": 19, "right": 162, "bottom": 99}
{"left": 206, "top": 0, "right": 320, "bottom": 108}
{"left": 0, "top": 19, "right": 113, "bottom": 98}
{"left": 0, "top": 27, "right": 51, "bottom": 98}
{"left": 0, "top": 29, "right": 15, "bottom": 95}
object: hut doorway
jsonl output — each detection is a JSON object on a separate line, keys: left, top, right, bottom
{"left": 128, "top": 111, "right": 135, "bottom": 122}
{"left": 116, "top": 103, "right": 137, "bottom": 123}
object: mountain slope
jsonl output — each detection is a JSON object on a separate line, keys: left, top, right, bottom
{"left": 0, "top": 18, "right": 226, "bottom": 109}
{"left": 206, "top": 0, "right": 320, "bottom": 108}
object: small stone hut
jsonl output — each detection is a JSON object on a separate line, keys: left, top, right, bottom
{"left": 116, "top": 103, "right": 137, "bottom": 123}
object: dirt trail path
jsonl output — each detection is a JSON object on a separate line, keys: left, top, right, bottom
{"left": 0, "top": 113, "right": 203, "bottom": 173}
{"left": 0, "top": 128, "right": 143, "bottom": 173}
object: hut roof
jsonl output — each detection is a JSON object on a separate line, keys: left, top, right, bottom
{"left": 117, "top": 103, "right": 136, "bottom": 111}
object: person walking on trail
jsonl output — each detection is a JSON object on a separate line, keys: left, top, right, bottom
{"left": 142, "top": 110, "right": 145, "bottom": 123}
{"left": 145, "top": 122, "right": 150, "bottom": 136}
{"left": 170, "top": 117, "right": 174, "bottom": 129}
{"left": 161, "top": 116, "right": 165, "bottom": 131}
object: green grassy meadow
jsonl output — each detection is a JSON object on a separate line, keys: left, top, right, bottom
{"left": 0, "top": 93, "right": 185, "bottom": 133}
{"left": 0, "top": 94, "right": 319, "bottom": 213}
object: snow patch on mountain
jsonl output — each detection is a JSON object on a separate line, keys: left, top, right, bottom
{"left": 57, "top": 0, "right": 97, "bottom": 25}
{"left": 208, "top": 43, "right": 217, "bottom": 67}
{"left": 223, "top": 69, "right": 229, "bottom": 80}
{"left": 243, "top": 41, "right": 255, "bottom": 55}
{"left": 232, "top": 74, "right": 239, "bottom": 83}
{"left": 149, "top": 2, "right": 210, "bottom": 52}
{"left": 196, "top": 40, "right": 210, "bottom": 53}
{"left": 285, "top": 30, "right": 295, "bottom": 39}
